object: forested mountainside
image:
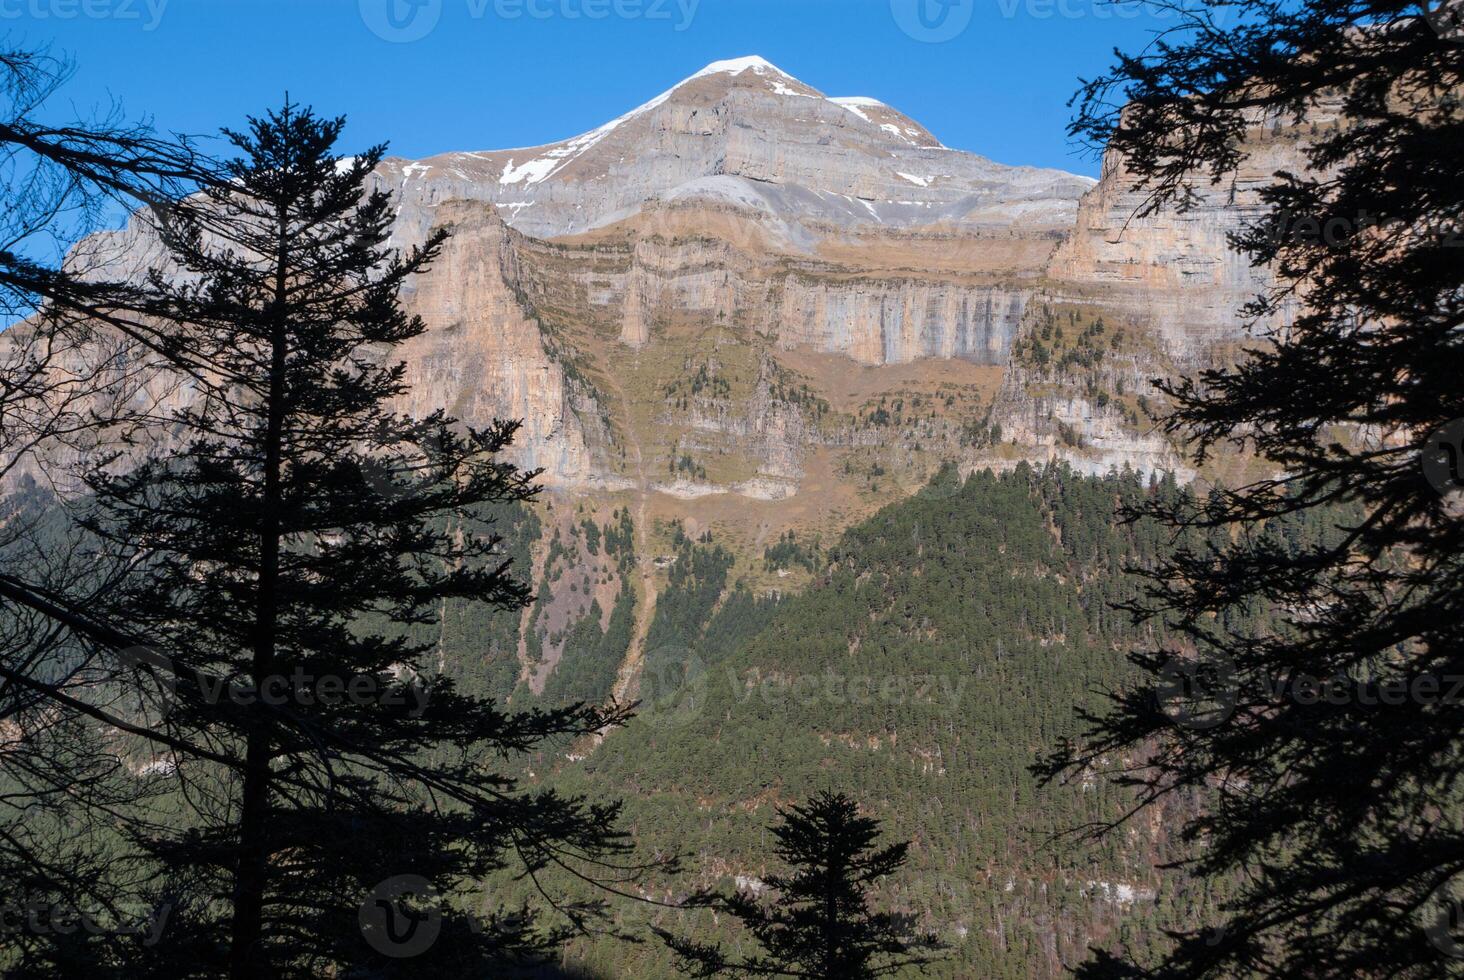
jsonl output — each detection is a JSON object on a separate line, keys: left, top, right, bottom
{"left": 368, "top": 461, "right": 1342, "bottom": 978}
{"left": 7, "top": 57, "right": 1313, "bottom": 799}
{"left": 16, "top": 456, "right": 1317, "bottom": 975}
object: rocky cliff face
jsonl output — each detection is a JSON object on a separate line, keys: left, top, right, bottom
{"left": 13, "top": 54, "right": 1309, "bottom": 526}
{"left": 1043, "top": 141, "right": 1275, "bottom": 357}
{"left": 393, "top": 200, "right": 618, "bottom": 489}
{"left": 342, "top": 57, "right": 1120, "bottom": 494}
{"left": 1043, "top": 101, "right": 1335, "bottom": 358}
{"left": 978, "top": 101, "right": 1332, "bottom": 477}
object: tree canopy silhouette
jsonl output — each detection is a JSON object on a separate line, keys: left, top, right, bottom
{"left": 657, "top": 791, "right": 941, "bottom": 978}
{"left": 61, "top": 102, "right": 649, "bottom": 978}
{"left": 1039, "top": 1, "right": 1464, "bottom": 976}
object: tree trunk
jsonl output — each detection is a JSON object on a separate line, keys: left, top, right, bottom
{"left": 229, "top": 200, "right": 290, "bottom": 980}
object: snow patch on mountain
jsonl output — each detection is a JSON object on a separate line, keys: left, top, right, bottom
{"left": 691, "top": 55, "right": 788, "bottom": 79}
{"left": 500, "top": 157, "right": 557, "bottom": 185}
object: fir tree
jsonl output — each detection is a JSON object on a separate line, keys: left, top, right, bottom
{"left": 1039, "top": 1, "right": 1464, "bottom": 975}
{"left": 658, "top": 791, "right": 941, "bottom": 978}
{"left": 79, "top": 103, "right": 644, "bottom": 978}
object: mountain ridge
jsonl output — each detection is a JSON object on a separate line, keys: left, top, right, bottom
{"left": 10, "top": 50, "right": 1315, "bottom": 530}
{"left": 373, "top": 54, "right": 1096, "bottom": 244}
{"left": 13, "top": 53, "right": 1301, "bottom": 519}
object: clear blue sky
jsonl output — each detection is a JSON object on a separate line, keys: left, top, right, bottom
{"left": 17, "top": 0, "right": 1182, "bottom": 177}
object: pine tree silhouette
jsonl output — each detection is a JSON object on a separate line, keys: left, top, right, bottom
{"left": 658, "top": 791, "right": 941, "bottom": 978}
{"left": 77, "top": 102, "right": 648, "bottom": 978}
{"left": 1037, "top": 1, "right": 1464, "bottom": 975}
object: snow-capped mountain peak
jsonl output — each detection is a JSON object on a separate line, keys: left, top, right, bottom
{"left": 688, "top": 55, "right": 791, "bottom": 80}
{"left": 380, "top": 57, "right": 1094, "bottom": 240}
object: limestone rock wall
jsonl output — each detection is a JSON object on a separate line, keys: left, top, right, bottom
{"left": 397, "top": 201, "right": 614, "bottom": 487}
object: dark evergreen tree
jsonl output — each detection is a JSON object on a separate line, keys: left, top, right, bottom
{"left": 1039, "top": 2, "right": 1464, "bottom": 976}
{"left": 657, "top": 791, "right": 941, "bottom": 978}
{"left": 77, "top": 103, "right": 644, "bottom": 978}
